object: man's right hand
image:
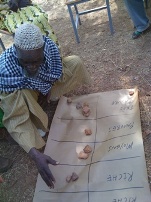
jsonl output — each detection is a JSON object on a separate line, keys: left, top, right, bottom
{"left": 29, "top": 147, "right": 59, "bottom": 188}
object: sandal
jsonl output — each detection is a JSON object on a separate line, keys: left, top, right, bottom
{"left": 132, "top": 31, "right": 142, "bottom": 39}
{"left": 132, "top": 24, "right": 151, "bottom": 39}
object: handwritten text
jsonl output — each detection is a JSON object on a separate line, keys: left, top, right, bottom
{"left": 108, "top": 141, "right": 133, "bottom": 152}
{"left": 112, "top": 197, "right": 137, "bottom": 202}
{"left": 109, "top": 122, "right": 134, "bottom": 132}
{"left": 107, "top": 172, "right": 133, "bottom": 182}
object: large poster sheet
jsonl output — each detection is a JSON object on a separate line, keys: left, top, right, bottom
{"left": 33, "top": 88, "right": 151, "bottom": 202}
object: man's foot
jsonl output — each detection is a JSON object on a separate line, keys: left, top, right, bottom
{"left": 0, "top": 128, "right": 18, "bottom": 145}
{"left": 132, "top": 31, "right": 142, "bottom": 39}
{"left": 0, "top": 156, "right": 13, "bottom": 173}
{"left": 0, "top": 128, "right": 7, "bottom": 140}
{"left": 132, "top": 25, "right": 151, "bottom": 39}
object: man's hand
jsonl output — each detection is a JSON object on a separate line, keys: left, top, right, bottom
{"left": 29, "top": 148, "right": 59, "bottom": 188}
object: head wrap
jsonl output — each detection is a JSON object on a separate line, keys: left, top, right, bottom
{"left": 14, "top": 23, "right": 44, "bottom": 50}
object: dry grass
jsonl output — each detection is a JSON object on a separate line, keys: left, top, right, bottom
{"left": 0, "top": 0, "right": 151, "bottom": 201}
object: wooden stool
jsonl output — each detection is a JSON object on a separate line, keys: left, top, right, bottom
{"left": 65, "top": 0, "right": 114, "bottom": 43}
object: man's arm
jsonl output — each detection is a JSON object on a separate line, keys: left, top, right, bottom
{"left": 0, "top": 90, "right": 58, "bottom": 188}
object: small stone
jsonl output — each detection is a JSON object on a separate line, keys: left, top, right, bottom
{"left": 82, "top": 106, "right": 90, "bottom": 114}
{"left": 83, "top": 112, "right": 90, "bottom": 117}
{"left": 66, "top": 175, "right": 72, "bottom": 183}
{"left": 82, "top": 104, "right": 91, "bottom": 117}
{"left": 78, "top": 151, "right": 89, "bottom": 159}
{"left": 84, "top": 129, "right": 92, "bottom": 135}
{"left": 76, "top": 102, "right": 82, "bottom": 109}
{"left": 71, "top": 172, "right": 79, "bottom": 181}
{"left": 129, "top": 91, "right": 134, "bottom": 96}
{"left": 67, "top": 98, "right": 72, "bottom": 104}
{"left": 83, "top": 145, "right": 92, "bottom": 153}
{"left": 83, "top": 102, "right": 89, "bottom": 107}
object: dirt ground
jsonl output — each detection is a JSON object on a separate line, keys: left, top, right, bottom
{"left": 0, "top": 0, "right": 151, "bottom": 201}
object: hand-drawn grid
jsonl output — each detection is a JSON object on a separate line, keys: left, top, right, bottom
{"left": 34, "top": 89, "right": 151, "bottom": 202}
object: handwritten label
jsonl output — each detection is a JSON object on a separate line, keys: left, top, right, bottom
{"left": 108, "top": 141, "right": 133, "bottom": 152}
{"left": 112, "top": 197, "right": 137, "bottom": 202}
{"left": 109, "top": 122, "right": 134, "bottom": 132}
{"left": 107, "top": 172, "right": 133, "bottom": 182}
{"left": 120, "top": 105, "right": 134, "bottom": 112}
{"left": 111, "top": 100, "right": 134, "bottom": 112}
{"left": 112, "top": 100, "right": 133, "bottom": 106}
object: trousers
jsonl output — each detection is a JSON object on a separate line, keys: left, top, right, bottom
{"left": 124, "top": 0, "right": 150, "bottom": 32}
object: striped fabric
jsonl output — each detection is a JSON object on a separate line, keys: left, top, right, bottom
{"left": 0, "top": 89, "right": 47, "bottom": 152}
{"left": 50, "top": 55, "right": 91, "bottom": 99}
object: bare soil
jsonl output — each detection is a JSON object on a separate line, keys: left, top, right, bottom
{"left": 0, "top": 0, "right": 151, "bottom": 201}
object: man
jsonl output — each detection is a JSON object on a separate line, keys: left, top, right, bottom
{"left": 124, "top": 0, "right": 150, "bottom": 39}
{"left": 0, "top": 23, "right": 90, "bottom": 188}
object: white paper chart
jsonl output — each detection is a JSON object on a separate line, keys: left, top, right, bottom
{"left": 33, "top": 88, "right": 151, "bottom": 202}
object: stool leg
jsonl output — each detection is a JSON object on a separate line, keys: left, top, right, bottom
{"left": 0, "top": 38, "right": 6, "bottom": 51}
{"left": 106, "top": 0, "right": 114, "bottom": 35}
{"left": 74, "top": 4, "right": 81, "bottom": 25}
{"left": 67, "top": 4, "right": 80, "bottom": 43}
